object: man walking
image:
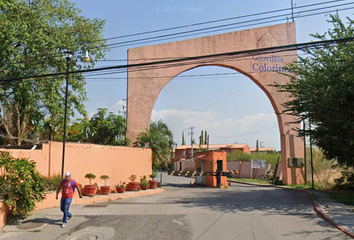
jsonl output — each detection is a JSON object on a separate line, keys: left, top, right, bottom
{"left": 56, "top": 172, "right": 83, "bottom": 228}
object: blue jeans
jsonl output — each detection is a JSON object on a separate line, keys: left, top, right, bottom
{"left": 60, "top": 197, "right": 73, "bottom": 223}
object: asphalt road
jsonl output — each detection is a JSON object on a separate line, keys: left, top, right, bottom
{"left": 0, "top": 173, "right": 351, "bottom": 240}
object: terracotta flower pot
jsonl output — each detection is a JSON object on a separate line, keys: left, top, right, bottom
{"left": 127, "top": 182, "right": 139, "bottom": 191}
{"left": 149, "top": 180, "right": 158, "bottom": 189}
{"left": 140, "top": 185, "right": 148, "bottom": 190}
{"left": 100, "top": 186, "right": 111, "bottom": 195}
{"left": 116, "top": 186, "right": 125, "bottom": 193}
{"left": 83, "top": 185, "right": 96, "bottom": 197}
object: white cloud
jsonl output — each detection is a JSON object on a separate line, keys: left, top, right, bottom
{"left": 88, "top": 100, "right": 126, "bottom": 118}
{"left": 108, "top": 100, "right": 126, "bottom": 114}
{"left": 151, "top": 109, "right": 218, "bottom": 130}
{"left": 88, "top": 110, "right": 96, "bottom": 118}
{"left": 151, "top": 109, "right": 280, "bottom": 150}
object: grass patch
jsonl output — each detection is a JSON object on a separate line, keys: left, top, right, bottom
{"left": 228, "top": 178, "right": 273, "bottom": 185}
{"left": 327, "top": 189, "right": 354, "bottom": 206}
{"left": 229, "top": 178, "right": 354, "bottom": 206}
{"left": 287, "top": 183, "right": 314, "bottom": 190}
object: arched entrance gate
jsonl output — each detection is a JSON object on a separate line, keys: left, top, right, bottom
{"left": 126, "top": 22, "right": 305, "bottom": 185}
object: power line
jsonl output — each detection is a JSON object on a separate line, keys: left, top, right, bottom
{"left": 108, "top": 6, "right": 354, "bottom": 49}
{"left": 165, "top": 83, "right": 254, "bottom": 130}
{"left": 2, "top": 36, "right": 354, "bottom": 82}
{"left": 0, "top": 2, "right": 348, "bottom": 71}
{"left": 211, "top": 126, "right": 278, "bottom": 138}
{"left": 83, "top": 36, "right": 353, "bottom": 76}
{"left": 104, "top": 1, "right": 354, "bottom": 49}
{"left": 84, "top": 52, "right": 311, "bottom": 79}
{"left": 102, "top": 0, "right": 347, "bottom": 42}
{"left": 0, "top": 1, "right": 350, "bottom": 70}
{"left": 85, "top": 72, "right": 241, "bottom": 80}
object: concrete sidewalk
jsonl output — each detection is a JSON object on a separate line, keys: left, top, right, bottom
{"left": 313, "top": 190, "right": 354, "bottom": 238}
{"left": 0, "top": 188, "right": 164, "bottom": 240}
{"left": 230, "top": 180, "right": 354, "bottom": 239}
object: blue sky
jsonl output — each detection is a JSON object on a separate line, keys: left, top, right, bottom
{"left": 71, "top": 0, "right": 353, "bottom": 150}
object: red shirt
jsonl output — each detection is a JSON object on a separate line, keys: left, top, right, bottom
{"left": 60, "top": 179, "right": 79, "bottom": 199}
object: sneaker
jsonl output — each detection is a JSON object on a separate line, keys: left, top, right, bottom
{"left": 68, "top": 215, "right": 73, "bottom": 221}
{"left": 61, "top": 223, "right": 66, "bottom": 228}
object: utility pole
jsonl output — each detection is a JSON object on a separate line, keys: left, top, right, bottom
{"left": 119, "top": 99, "right": 127, "bottom": 143}
{"left": 291, "top": 0, "right": 295, "bottom": 22}
{"left": 119, "top": 99, "right": 127, "bottom": 119}
{"left": 119, "top": 105, "right": 126, "bottom": 119}
{"left": 207, "top": 134, "right": 210, "bottom": 151}
{"left": 303, "top": 120, "right": 307, "bottom": 184}
{"left": 309, "top": 120, "right": 314, "bottom": 189}
{"left": 188, "top": 127, "right": 194, "bottom": 161}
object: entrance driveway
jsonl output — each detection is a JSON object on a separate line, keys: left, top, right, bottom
{"left": 0, "top": 173, "right": 350, "bottom": 240}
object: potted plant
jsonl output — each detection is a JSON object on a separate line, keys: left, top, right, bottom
{"left": 149, "top": 172, "right": 158, "bottom": 189}
{"left": 83, "top": 173, "right": 96, "bottom": 197}
{"left": 100, "top": 175, "right": 111, "bottom": 195}
{"left": 116, "top": 181, "right": 126, "bottom": 193}
{"left": 140, "top": 175, "right": 149, "bottom": 190}
{"left": 127, "top": 174, "right": 139, "bottom": 191}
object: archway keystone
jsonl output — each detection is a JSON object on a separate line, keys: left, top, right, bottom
{"left": 126, "top": 22, "right": 305, "bottom": 184}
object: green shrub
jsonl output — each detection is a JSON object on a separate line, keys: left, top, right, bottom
{"left": 100, "top": 175, "right": 109, "bottom": 186}
{"left": 0, "top": 151, "right": 46, "bottom": 218}
{"left": 149, "top": 172, "right": 157, "bottom": 180}
{"left": 140, "top": 175, "right": 149, "bottom": 187}
{"left": 85, "top": 173, "right": 96, "bottom": 185}
{"left": 334, "top": 169, "right": 354, "bottom": 189}
{"left": 43, "top": 174, "right": 62, "bottom": 192}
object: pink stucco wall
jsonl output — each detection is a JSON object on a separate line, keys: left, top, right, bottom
{"left": 174, "top": 161, "right": 196, "bottom": 172}
{"left": 0, "top": 202, "right": 9, "bottom": 229}
{"left": 0, "top": 141, "right": 152, "bottom": 188}
{"left": 227, "top": 161, "right": 272, "bottom": 179}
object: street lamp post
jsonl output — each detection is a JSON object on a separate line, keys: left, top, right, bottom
{"left": 61, "top": 51, "right": 73, "bottom": 178}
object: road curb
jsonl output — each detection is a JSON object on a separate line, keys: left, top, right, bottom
{"left": 230, "top": 180, "right": 354, "bottom": 239}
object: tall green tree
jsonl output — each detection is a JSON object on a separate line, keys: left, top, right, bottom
{"left": 134, "top": 120, "right": 174, "bottom": 169}
{"left": 199, "top": 130, "right": 204, "bottom": 146}
{"left": 65, "top": 117, "right": 91, "bottom": 143}
{"left": 204, "top": 130, "right": 208, "bottom": 145}
{"left": 0, "top": 0, "right": 106, "bottom": 146}
{"left": 44, "top": 108, "right": 128, "bottom": 146}
{"left": 182, "top": 131, "right": 185, "bottom": 145}
{"left": 276, "top": 14, "right": 354, "bottom": 170}
{"left": 89, "top": 108, "right": 128, "bottom": 146}
{"left": 149, "top": 120, "right": 174, "bottom": 147}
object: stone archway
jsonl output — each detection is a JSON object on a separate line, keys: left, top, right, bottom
{"left": 126, "top": 22, "right": 305, "bottom": 185}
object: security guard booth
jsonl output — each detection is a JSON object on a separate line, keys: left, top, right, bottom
{"left": 195, "top": 150, "right": 227, "bottom": 188}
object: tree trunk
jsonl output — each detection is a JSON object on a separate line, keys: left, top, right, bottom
{"left": 0, "top": 116, "right": 16, "bottom": 145}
